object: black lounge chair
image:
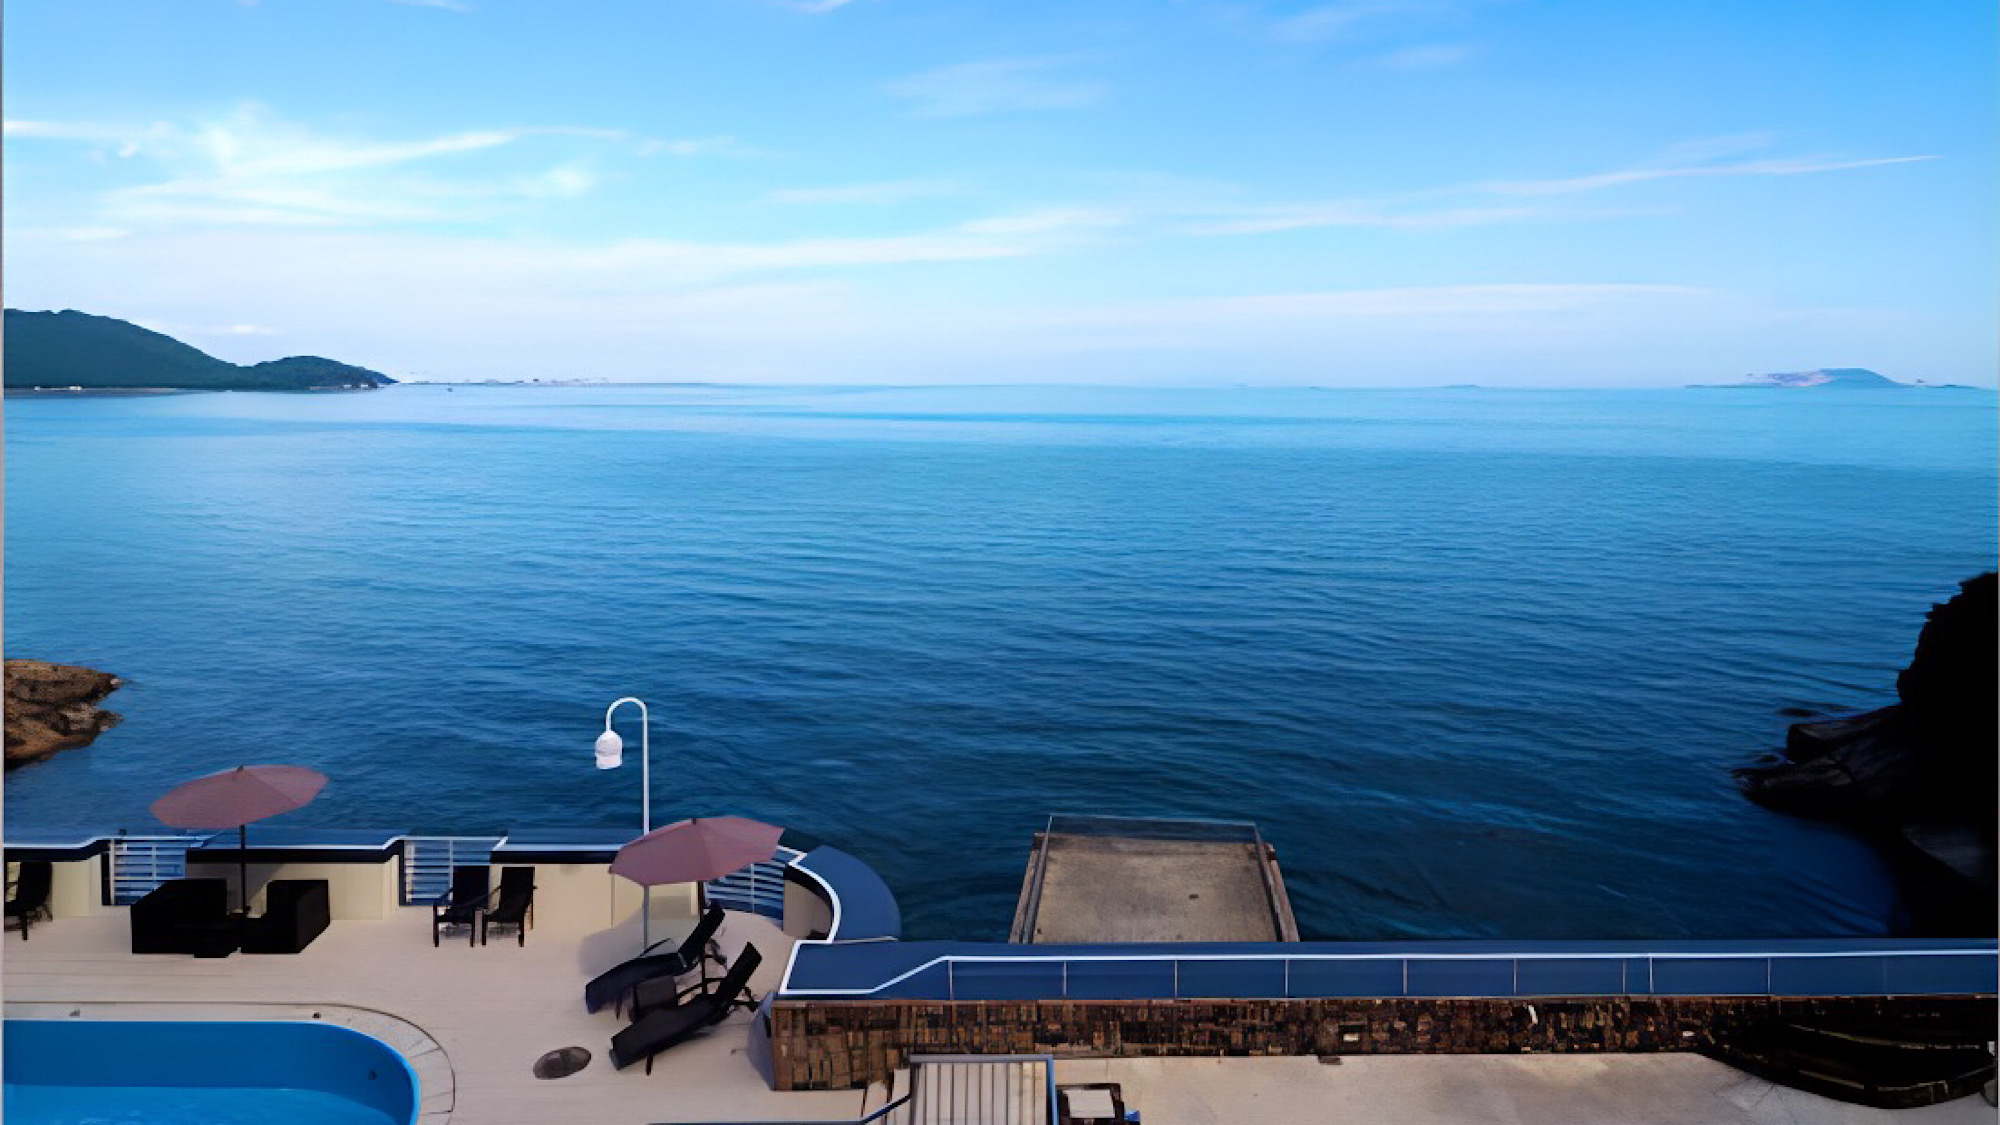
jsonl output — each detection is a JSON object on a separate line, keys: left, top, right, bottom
{"left": 610, "top": 943, "right": 762, "bottom": 1074}
{"left": 432, "top": 866, "right": 489, "bottom": 947}
{"left": 6, "top": 861, "right": 54, "bottom": 940}
{"left": 583, "top": 903, "right": 727, "bottom": 1014}
{"left": 480, "top": 866, "right": 535, "bottom": 946}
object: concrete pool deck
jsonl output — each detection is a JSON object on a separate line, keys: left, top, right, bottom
{"left": 1, "top": 908, "right": 866, "bottom": 1125}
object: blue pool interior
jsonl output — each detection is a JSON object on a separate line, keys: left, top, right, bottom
{"left": 3, "top": 1019, "right": 418, "bottom": 1125}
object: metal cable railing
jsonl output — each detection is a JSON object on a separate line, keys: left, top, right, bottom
{"left": 705, "top": 845, "right": 803, "bottom": 922}
{"left": 399, "top": 836, "right": 501, "bottom": 904}
{"left": 107, "top": 833, "right": 210, "bottom": 904}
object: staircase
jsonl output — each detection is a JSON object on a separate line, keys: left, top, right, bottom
{"left": 892, "top": 1056, "right": 1056, "bottom": 1125}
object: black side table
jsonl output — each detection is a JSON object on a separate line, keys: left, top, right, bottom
{"left": 628, "top": 975, "right": 688, "bottom": 1021}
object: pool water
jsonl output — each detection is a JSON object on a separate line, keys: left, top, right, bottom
{"left": 3, "top": 1020, "right": 418, "bottom": 1125}
{"left": 3, "top": 1085, "right": 400, "bottom": 1125}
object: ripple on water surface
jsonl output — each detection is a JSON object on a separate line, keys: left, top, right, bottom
{"left": 4, "top": 385, "right": 1995, "bottom": 940}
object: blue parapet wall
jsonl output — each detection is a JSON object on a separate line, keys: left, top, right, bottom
{"left": 3, "top": 826, "right": 903, "bottom": 940}
{"left": 780, "top": 937, "right": 2000, "bottom": 1001}
{"left": 789, "top": 845, "right": 901, "bottom": 943}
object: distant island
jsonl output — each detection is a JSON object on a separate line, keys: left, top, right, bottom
{"left": 1689, "top": 367, "right": 1977, "bottom": 390}
{"left": 3, "top": 309, "right": 396, "bottom": 392}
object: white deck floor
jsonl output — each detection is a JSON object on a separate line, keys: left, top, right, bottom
{"left": 7, "top": 911, "right": 1992, "bottom": 1125}
{"left": 2, "top": 907, "right": 868, "bottom": 1125}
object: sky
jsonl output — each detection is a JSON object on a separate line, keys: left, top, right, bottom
{"left": 4, "top": 0, "right": 1995, "bottom": 386}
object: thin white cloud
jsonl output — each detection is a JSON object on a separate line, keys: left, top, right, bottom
{"left": 1655, "top": 132, "right": 1779, "bottom": 165}
{"left": 4, "top": 120, "right": 132, "bottom": 142}
{"left": 956, "top": 208, "right": 1129, "bottom": 236}
{"left": 1374, "top": 42, "right": 1476, "bottom": 69}
{"left": 15, "top": 106, "right": 651, "bottom": 228}
{"left": 636, "top": 136, "right": 752, "bottom": 157}
{"left": 886, "top": 57, "right": 1103, "bottom": 118}
{"left": 10, "top": 226, "right": 133, "bottom": 242}
{"left": 1482, "top": 154, "right": 1940, "bottom": 196}
{"left": 768, "top": 179, "right": 964, "bottom": 205}
{"left": 517, "top": 164, "right": 598, "bottom": 199}
{"left": 1272, "top": 0, "right": 1465, "bottom": 45}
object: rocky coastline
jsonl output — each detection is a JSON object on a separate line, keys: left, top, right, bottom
{"left": 4, "top": 660, "right": 124, "bottom": 770}
{"left": 1736, "top": 573, "right": 1997, "bottom": 934}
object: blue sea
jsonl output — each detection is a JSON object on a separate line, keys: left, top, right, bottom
{"left": 5, "top": 384, "right": 1995, "bottom": 941}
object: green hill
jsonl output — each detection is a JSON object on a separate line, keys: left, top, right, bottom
{"left": 4, "top": 309, "right": 396, "bottom": 391}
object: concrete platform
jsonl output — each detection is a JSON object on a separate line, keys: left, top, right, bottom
{"left": 1052, "top": 1054, "right": 1999, "bottom": 1125}
{"left": 1011, "top": 818, "right": 1299, "bottom": 944}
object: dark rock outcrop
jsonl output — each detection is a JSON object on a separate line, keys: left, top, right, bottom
{"left": 1736, "top": 574, "right": 1997, "bottom": 931}
{"left": 4, "top": 660, "right": 123, "bottom": 769}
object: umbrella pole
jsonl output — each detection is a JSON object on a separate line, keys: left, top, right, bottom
{"left": 238, "top": 824, "right": 249, "bottom": 916}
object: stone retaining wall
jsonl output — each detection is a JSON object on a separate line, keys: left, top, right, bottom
{"left": 768, "top": 995, "right": 1995, "bottom": 1091}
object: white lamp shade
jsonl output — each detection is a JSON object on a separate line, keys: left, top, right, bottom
{"left": 594, "top": 729, "right": 624, "bottom": 769}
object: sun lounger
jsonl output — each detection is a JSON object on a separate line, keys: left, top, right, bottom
{"left": 582, "top": 903, "right": 726, "bottom": 1014}
{"left": 609, "top": 943, "right": 762, "bottom": 1074}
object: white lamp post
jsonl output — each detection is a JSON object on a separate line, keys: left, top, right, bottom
{"left": 595, "top": 696, "right": 652, "bottom": 946}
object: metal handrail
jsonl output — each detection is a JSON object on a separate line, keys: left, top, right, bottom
{"left": 399, "top": 835, "right": 501, "bottom": 905}
{"left": 106, "top": 832, "right": 212, "bottom": 905}
{"left": 705, "top": 846, "right": 802, "bottom": 922}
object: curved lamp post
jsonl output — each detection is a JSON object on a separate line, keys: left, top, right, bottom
{"left": 595, "top": 697, "right": 653, "bottom": 946}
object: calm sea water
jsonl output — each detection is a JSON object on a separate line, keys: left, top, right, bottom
{"left": 5, "top": 384, "right": 1995, "bottom": 941}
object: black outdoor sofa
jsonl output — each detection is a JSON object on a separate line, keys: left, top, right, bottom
{"left": 610, "top": 943, "right": 763, "bottom": 1074}
{"left": 242, "top": 879, "right": 330, "bottom": 954}
{"left": 583, "top": 903, "right": 728, "bottom": 1015}
{"left": 130, "top": 878, "right": 234, "bottom": 955}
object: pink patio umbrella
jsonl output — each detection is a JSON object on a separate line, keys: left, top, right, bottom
{"left": 151, "top": 764, "right": 327, "bottom": 912}
{"left": 611, "top": 816, "right": 783, "bottom": 947}
{"left": 611, "top": 815, "right": 783, "bottom": 886}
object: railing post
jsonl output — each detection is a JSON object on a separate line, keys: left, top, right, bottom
{"left": 948, "top": 960, "right": 956, "bottom": 1002}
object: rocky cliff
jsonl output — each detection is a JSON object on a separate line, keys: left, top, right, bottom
{"left": 1736, "top": 574, "right": 1997, "bottom": 932}
{"left": 4, "top": 660, "right": 124, "bottom": 769}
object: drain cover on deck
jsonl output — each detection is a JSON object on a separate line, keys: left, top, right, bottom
{"left": 534, "top": 1047, "right": 591, "bottom": 1079}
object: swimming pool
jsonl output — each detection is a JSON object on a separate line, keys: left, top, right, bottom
{"left": 3, "top": 1019, "right": 420, "bottom": 1125}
